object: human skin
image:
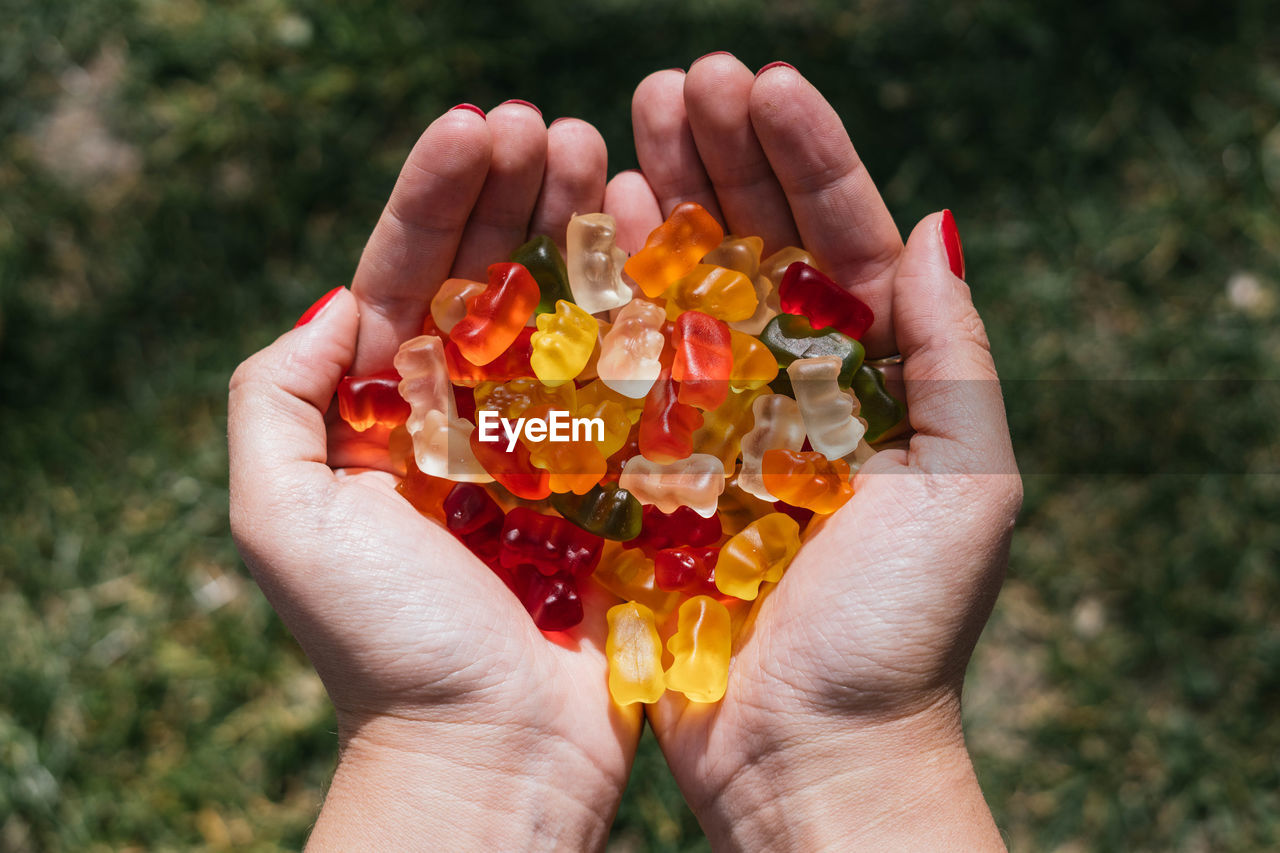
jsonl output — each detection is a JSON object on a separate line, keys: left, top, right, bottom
{"left": 228, "top": 102, "right": 638, "bottom": 850}
{"left": 228, "top": 57, "right": 1020, "bottom": 850}
{"left": 605, "top": 54, "right": 1020, "bottom": 850}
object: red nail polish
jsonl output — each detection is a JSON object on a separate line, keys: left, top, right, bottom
{"left": 450, "top": 103, "right": 485, "bottom": 118}
{"left": 940, "top": 209, "right": 965, "bottom": 280}
{"left": 692, "top": 51, "right": 731, "bottom": 66}
{"left": 294, "top": 287, "right": 343, "bottom": 328}
{"left": 756, "top": 60, "right": 796, "bottom": 77}
{"left": 501, "top": 99, "right": 541, "bottom": 116}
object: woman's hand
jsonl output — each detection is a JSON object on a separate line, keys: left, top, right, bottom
{"left": 607, "top": 55, "right": 1019, "bottom": 851}
{"left": 228, "top": 103, "right": 635, "bottom": 851}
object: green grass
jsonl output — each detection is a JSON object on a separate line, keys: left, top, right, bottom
{"left": 3, "top": 0, "right": 1279, "bottom": 849}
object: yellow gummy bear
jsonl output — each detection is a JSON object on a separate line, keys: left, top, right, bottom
{"left": 663, "top": 264, "right": 759, "bottom": 323}
{"left": 664, "top": 596, "right": 731, "bottom": 703}
{"left": 606, "top": 602, "right": 666, "bottom": 705}
{"left": 530, "top": 300, "right": 598, "bottom": 387}
{"left": 714, "top": 513, "right": 801, "bottom": 600}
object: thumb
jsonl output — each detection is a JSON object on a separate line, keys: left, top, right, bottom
{"left": 228, "top": 287, "right": 359, "bottom": 537}
{"left": 863, "top": 211, "right": 1017, "bottom": 479}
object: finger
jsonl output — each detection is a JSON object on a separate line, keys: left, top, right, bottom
{"left": 683, "top": 53, "right": 800, "bottom": 254}
{"left": 631, "top": 70, "right": 723, "bottom": 221}
{"left": 859, "top": 211, "right": 1017, "bottom": 480}
{"left": 603, "top": 169, "right": 663, "bottom": 255}
{"left": 451, "top": 100, "right": 549, "bottom": 281}
{"left": 350, "top": 107, "right": 492, "bottom": 374}
{"left": 528, "top": 118, "right": 608, "bottom": 250}
{"left": 229, "top": 288, "right": 358, "bottom": 540}
{"left": 750, "top": 64, "right": 904, "bottom": 357}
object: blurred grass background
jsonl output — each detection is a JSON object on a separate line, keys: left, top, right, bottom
{"left": 2, "top": 0, "right": 1278, "bottom": 849}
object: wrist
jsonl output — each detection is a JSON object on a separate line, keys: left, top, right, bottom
{"left": 307, "top": 714, "right": 619, "bottom": 851}
{"left": 695, "top": 697, "right": 1005, "bottom": 852}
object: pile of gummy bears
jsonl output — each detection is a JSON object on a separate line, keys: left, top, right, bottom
{"left": 334, "top": 202, "right": 906, "bottom": 705}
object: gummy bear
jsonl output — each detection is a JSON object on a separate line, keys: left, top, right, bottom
{"left": 624, "top": 202, "right": 724, "bottom": 298}
{"left": 596, "top": 298, "right": 667, "bottom": 399}
{"left": 654, "top": 545, "right": 721, "bottom": 597}
{"left": 778, "top": 261, "right": 874, "bottom": 341}
{"left": 703, "top": 235, "right": 778, "bottom": 336}
{"left": 499, "top": 506, "right": 604, "bottom": 579}
{"left": 671, "top": 310, "right": 732, "bottom": 411}
{"left": 713, "top": 513, "right": 801, "bottom": 600}
{"left": 606, "top": 601, "right": 666, "bottom": 705}
{"left": 337, "top": 369, "right": 411, "bottom": 432}
{"left": 664, "top": 264, "right": 759, "bottom": 323}
{"left": 394, "top": 335, "right": 493, "bottom": 483}
{"left": 761, "top": 449, "right": 854, "bottom": 515}
{"left": 450, "top": 262, "right": 540, "bottom": 366}
{"left": 623, "top": 504, "right": 723, "bottom": 554}
{"left": 551, "top": 483, "right": 643, "bottom": 541}
{"left": 727, "top": 329, "right": 779, "bottom": 391}
{"left": 531, "top": 300, "right": 598, "bottom": 387}
{"left": 852, "top": 364, "right": 907, "bottom": 442}
{"left": 736, "top": 394, "right": 806, "bottom": 502}
{"left": 664, "top": 595, "right": 731, "bottom": 703}
{"left": 593, "top": 545, "right": 680, "bottom": 616}
{"left": 760, "top": 314, "right": 864, "bottom": 390}
{"left": 511, "top": 235, "right": 573, "bottom": 315}
{"left": 617, "top": 453, "right": 726, "bottom": 518}
{"left": 511, "top": 564, "right": 583, "bottom": 632}
{"left": 431, "top": 277, "right": 487, "bottom": 335}
{"left": 691, "top": 385, "right": 767, "bottom": 476}
{"left": 787, "top": 356, "right": 866, "bottom": 460}
{"left": 566, "top": 213, "right": 633, "bottom": 315}
{"left": 638, "top": 366, "right": 704, "bottom": 464}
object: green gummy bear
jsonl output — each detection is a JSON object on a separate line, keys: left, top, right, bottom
{"left": 511, "top": 235, "right": 573, "bottom": 315}
{"left": 761, "top": 314, "right": 865, "bottom": 389}
{"left": 853, "top": 364, "right": 906, "bottom": 442}
{"left": 551, "top": 483, "right": 643, "bottom": 541}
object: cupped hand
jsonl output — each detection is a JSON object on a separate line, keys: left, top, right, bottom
{"left": 607, "top": 56, "right": 1020, "bottom": 850}
{"left": 228, "top": 103, "right": 634, "bottom": 849}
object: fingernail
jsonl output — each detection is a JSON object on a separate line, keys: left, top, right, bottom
{"left": 450, "top": 103, "right": 485, "bottom": 118}
{"left": 940, "top": 209, "right": 965, "bottom": 280}
{"left": 665, "top": 68, "right": 686, "bottom": 73}
{"left": 692, "top": 51, "right": 731, "bottom": 66}
{"left": 549, "top": 117, "right": 573, "bottom": 127}
{"left": 501, "top": 99, "right": 541, "bottom": 116}
{"left": 756, "top": 60, "right": 796, "bottom": 77}
{"left": 294, "top": 287, "right": 343, "bottom": 328}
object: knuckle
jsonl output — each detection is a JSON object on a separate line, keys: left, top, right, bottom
{"left": 954, "top": 304, "right": 993, "bottom": 354}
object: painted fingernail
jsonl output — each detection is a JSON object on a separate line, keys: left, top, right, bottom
{"left": 450, "top": 103, "right": 485, "bottom": 117}
{"left": 756, "top": 60, "right": 796, "bottom": 77}
{"left": 940, "top": 209, "right": 966, "bottom": 280}
{"left": 502, "top": 99, "right": 541, "bottom": 116}
{"left": 294, "top": 287, "right": 343, "bottom": 328}
{"left": 692, "top": 51, "right": 732, "bottom": 66}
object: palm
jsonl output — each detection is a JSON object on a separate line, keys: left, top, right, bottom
{"left": 649, "top": 466, "right": 1008, "bottom": 786}
{"left": 303, "top": 465, "right": 634, "bottom": 754}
